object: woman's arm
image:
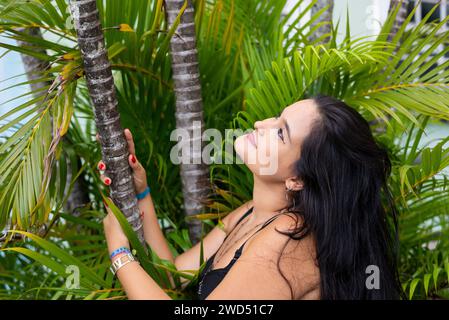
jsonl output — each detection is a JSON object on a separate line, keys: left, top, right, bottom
{"left": 103, "top": 198, "right": 172, "bottom": 300}
{"left": 138, "top": 193, "right": 175, "bottom": 264}
{"left": 97, "top": 129, "right": 175, "bottom": 287}
{"left": 114, "top": 258, "right": 172, "bottom": 299}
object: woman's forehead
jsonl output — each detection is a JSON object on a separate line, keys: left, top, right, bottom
{"left": 288, "top": 99, "right": 317, "bottom": 112}
{"left": 283, "top": 99, "right": 319, "bottom": 143}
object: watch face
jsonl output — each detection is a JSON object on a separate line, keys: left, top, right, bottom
{"left": 110, "top": 253, "right": 136, "bottom": 275}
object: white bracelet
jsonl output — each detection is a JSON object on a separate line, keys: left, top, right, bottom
{"left": 110, "top": 252, "right": 139, "bottom": 276}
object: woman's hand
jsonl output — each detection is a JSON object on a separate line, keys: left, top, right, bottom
{"left": 97, "top": 128, "right": 147, "bottom": 255}
{"left": 102, "top": 197, "right": 130, "bottom": 256}
{"left": 96, "top": 128, "right": 148, "bottom": 194}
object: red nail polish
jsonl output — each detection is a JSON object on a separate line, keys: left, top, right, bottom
{"left": 99, "top": 163, "right": 105, "bottom": 170}
{"left": 105, "top": 178, "right": 111, "bottom": 185}
{"left": 103, "top": 200, "right": 108, "bottom": 208}
{"left": 131, "top": 155, "right": 136, "bottom": 164}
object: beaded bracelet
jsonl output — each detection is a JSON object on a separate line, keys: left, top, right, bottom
{"left": 136, "top": 186, "right": 150, "bottom": 200}
{"left": 110, "top": 246, "right": 131, "bottom": 260}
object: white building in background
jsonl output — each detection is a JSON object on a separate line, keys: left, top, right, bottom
{"left": 281, "top": 0, "right": 449, "bottom": 148}
{"left": 284, "top": 0, "right": 448, "bottom": 42}
{"left": 283, "top": 0, "right": 448, "bottom": 67}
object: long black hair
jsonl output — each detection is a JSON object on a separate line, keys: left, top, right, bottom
{"left": 276, "top": 95, "right": 404, "bottom": 299}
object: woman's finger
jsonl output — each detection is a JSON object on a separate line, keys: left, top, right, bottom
{"left": 97, "top": 160, "right": 106, "bottom": 171}
{"left": 100, "top": 174, "right": 112, "bottom": 186}
{"left": 128, "top": 153, "right": 139, "bottom": 169}
{"left": 96, "top": 132, "right": 100, "bottom": 143}
{"left": 124, "top": 128, "right": 136, "bottom": 155}
{"left": 128, "top": 154, "right": 146, "bottom": 177}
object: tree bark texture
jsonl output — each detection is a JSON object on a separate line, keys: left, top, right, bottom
{"left": 16, "top": 27, "right": 51, "bottom": 102}
{"left": 165, "top": 0, "right": 211, "bottom": 245}
{"left": 310, "top": 0, "right": 334, "bottom": 44}
{"left": 69, "top": 0, "right": 145, "bottom": 246}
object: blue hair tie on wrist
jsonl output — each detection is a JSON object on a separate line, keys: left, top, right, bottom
{"left": 136, "top": 186, "right": 150, "bottom": 200}
{"left": 110, "top": 246, "right": 130, "bottom": 260}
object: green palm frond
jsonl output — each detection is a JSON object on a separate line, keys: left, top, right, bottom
{"left": 1, "top": 0, "right": 449, "bottom": 300}
{"left": 236, "top": 40, "right": 394, "bottom": 126}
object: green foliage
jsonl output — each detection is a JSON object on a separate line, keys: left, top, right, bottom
{"left": 0, "top": 0, "right": 448, "bottom": 300}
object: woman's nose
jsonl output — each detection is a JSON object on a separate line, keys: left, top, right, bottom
{"left": 254, "top": 117, "right": 274, "bottom": 134}
{"left": 254, "top": 120, "right": 265, "bottom": 136}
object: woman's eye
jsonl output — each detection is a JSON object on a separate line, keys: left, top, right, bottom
{"left": 278, "top": 128, "right": 284, "bottom": 141}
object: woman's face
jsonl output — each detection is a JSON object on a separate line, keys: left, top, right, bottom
{"left": 234, "top": 99, "right": 319, "bottom": 185}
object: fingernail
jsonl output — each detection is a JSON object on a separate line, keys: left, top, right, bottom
{"left": 104, "top": 178, "right": 111, "bottom": 185}
{"left": 131, "top": 155, "right": 136, "bottom": 164}
{"left": 99, "top": 163, "right": 105, "bottom": 170}
{"left": 103, "top": 200, "right": 108, "bottom": 208}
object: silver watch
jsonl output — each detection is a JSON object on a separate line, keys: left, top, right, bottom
{"left": 110, "top": 252, "right": 138, "bottom": 275}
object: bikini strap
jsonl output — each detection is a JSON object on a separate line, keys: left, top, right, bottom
{"left": 214, "top": 212, "right": 287, "bottom": 272}
{"left": 223, "top": 206, "right": 254, "bottom": 242}
{"left": 235, "top": 212, "right": 286, "bottom": 257}
{"left": 235, "top": 206, "right": 254, "bottom": 226}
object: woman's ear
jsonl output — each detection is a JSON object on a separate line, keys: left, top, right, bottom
{"left": 285, "top": 177, "right": 304, "bottom": 191}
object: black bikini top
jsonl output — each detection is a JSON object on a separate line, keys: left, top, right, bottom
{"left": 197, "top": 206, "right": 284, "bottom": 300}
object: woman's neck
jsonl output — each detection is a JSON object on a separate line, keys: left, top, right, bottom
{"left": 250, "top": 175, "right": 289, "bottom": 223}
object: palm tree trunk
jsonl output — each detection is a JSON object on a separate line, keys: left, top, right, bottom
{"left": 69, "top": 0, "right": 145, "bottom": 246}
{"left": 16, "top": 27, "right": 51, "bottom": 98}
{"left": 309, "top": 0, "right": 334, "bottom": 44}
{"left": 17, "top": 27, "right": 90, "bottom": 219}
{"left": 164, "top": 0, "right": 211, "bottom": 245}
{"left": 388, "top": 0, "right": 410, "bottom": 42}
{"left": 64, "top": 157, "right": 90, "bottom": 218}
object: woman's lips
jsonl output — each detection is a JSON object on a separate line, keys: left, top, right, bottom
{"left": 247, "top": 131, "right": 257, "bottom": 148}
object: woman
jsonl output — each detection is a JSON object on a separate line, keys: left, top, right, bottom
{"left": 99, "top": 95, "right": 403, "bottom": 300}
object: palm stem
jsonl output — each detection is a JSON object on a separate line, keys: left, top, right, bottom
{"left": 165, "top": 0, "right": 211, "bottom": 245}
{"left": 69, "top": 0, "right": 145, "bottom": 246}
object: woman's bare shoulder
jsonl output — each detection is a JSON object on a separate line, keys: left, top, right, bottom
{"left": 243, "top": 212, "right": 320, "bottom": 299}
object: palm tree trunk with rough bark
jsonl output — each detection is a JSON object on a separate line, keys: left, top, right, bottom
{"left": 69, "top": 0, "right": 145, "bottom": 246}
{"left": 17, "top": 27, "right": 51, "bottom": 98}
{"left": 165, "top": 0, "right": 211, "bottom": 245}
{"left": 64, "top": 157, "right": 90, "bottom": 218}
{"left": 309, "top": 0, "right": 334, "bottom": 44}
{"left": 17, "top": 27, "right": 90, "bottom": 219}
